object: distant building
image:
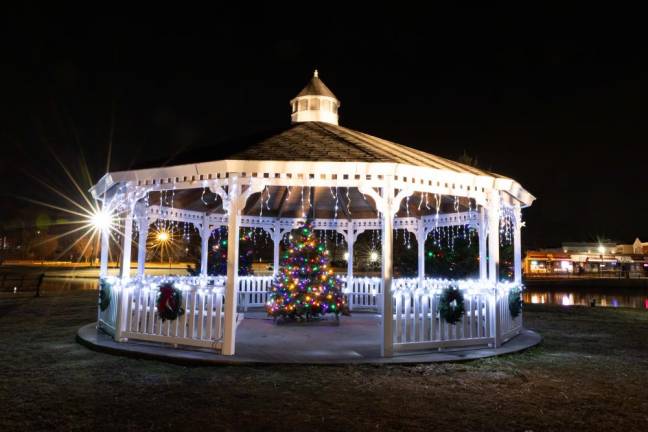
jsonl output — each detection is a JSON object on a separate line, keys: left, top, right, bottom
{"left": 524, "top": 238, "right": 648, "bottom": 278}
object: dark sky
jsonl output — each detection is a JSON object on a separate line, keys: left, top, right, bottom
{"left": 1, "top": 5, "right": 647, "bottom": 249}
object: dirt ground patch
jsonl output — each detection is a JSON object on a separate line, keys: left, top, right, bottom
{"left": 1, "top": 291, "right": 648, "bottom": 431}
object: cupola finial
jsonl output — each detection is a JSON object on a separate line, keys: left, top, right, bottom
{"left": 313, "top": 69, "right": 319, "bottom": 78}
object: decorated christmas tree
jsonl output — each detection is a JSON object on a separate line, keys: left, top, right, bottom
{"left": 266, "top": 221, "right": 347, "bottom": 321}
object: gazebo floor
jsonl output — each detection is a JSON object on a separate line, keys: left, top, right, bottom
{"left": 77, "top": 312, "right": 541, "bottom": 365}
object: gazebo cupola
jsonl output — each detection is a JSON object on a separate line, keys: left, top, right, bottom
{"left": 290, "top": 70, "right": 340, "bottom": 125}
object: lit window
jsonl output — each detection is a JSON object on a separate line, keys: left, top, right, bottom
{"left": 321, "top": 99, "right": 331, "bottom": 112}
{"left": 309, "top": 98, "right": 320, "bottom": 110}
{"left": 298, "top": 99, "right": 308, "bottom": 111}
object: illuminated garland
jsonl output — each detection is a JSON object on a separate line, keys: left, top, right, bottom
{"left": 98, "top": 278, "right": 112, "bottom": 312}
{"left": 267, "top": 220, "right": 348, "bottom": 321}
{"left": 156, "top": 283, "right": 185, "bottom": 321}
{"left": 438, "top": 285, "right": 465, "bottom": 324}
{"left": 509, "top": 287, "right": 523, "bottom": 318}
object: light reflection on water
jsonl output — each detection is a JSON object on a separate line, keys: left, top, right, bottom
{"left": 41, "top": 279, "right": 99, "bottom": 292}
{"left": 523, "top": 290, "right": 648, "bottom": 309}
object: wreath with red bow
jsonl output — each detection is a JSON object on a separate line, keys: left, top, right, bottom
{"left": 156, "top": 283, "right": 185, "bottom": 321}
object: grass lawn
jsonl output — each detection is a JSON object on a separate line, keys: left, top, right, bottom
{"left": 1, "top": 291, "right": 648, "bottom": 431}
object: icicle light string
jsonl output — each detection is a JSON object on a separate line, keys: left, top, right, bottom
{"left": 345, "top": 187, "right": 351, "bottom": 217}
{"left": 306, "top": 186, "right": 311, "bottom": 217}
{"left": 334, "top": 187, "right": 339, "bottom": 220}
{"left": 201, "top": 186, "right": 208, "bottom": 206}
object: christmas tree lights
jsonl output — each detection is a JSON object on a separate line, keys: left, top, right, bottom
{"left": 267, "top": 220, "right": 347, "bottom": 321}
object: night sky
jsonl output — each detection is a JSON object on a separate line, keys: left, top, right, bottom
{"left": 2, "top": 5, "right": 647, "bottom": 249}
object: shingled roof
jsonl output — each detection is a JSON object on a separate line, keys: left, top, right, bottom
{"left": 133, "top": 121, "right": 504, "bottom": 178}
{"left": 295, "top": 71, "right": 337, "bottom": 99}
{"left": 227, "top": 121, "right": 502, "bottom": 178}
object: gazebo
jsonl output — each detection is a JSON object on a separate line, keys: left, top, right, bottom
{"left": 89, "top": 71, "right": 535, "bottom": 358}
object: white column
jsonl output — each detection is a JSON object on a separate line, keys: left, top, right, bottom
{"left": 120, "top": 208, "right": 134, "bottom": 280}
{"left": 347, "top": 226, "right": 355, "bottom": 310}
{"left": 200, "top": 216, "right": 210, "bottom": 276}
{"left": 223, "top": 175, "right": 241, "bottom": 356}
{"left": 381, "top": 181, "right": 395, "bottom": 357}
{"left": 99, "top": 226, "right": 109, "bottom": 278}
{"left": 487, "top": 195, "right": 500, "bottom": 285}
{"left": 417, "top": 221, "right": 426, "bottom": 289}
{"left": 487, "top": 191, "right": 501, "bottom": 347}
{"left": 479, "top": 206, "right": 488, "bottom": 280}
{"left": 136, "top": 218, "right": 148, "bottom": 277}
{"left": 272, "top": 221, "right": 281, "bottom": 277}
{"left": 513, "top": 206, "right": 522, "bottom": 284}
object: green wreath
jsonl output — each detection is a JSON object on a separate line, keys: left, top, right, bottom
{"left": 98, "top": 279, "right": 112, "bottom": 312}
{"left": 509, "top": 287, "right": 523, "bottom": 318}
{"left": 156, "top": 283, "right": 185, "bottom": 321}
{"left": 439, "top": 286, "right": 465, "bottom": 325}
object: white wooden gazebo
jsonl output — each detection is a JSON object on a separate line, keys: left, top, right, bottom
{"left": 90, "top": 71, "right": 534, "bottom": 358}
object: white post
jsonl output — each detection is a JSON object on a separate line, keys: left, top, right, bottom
{"left": 223, "top": 175, "right": 241, "bottom": 356}
{"left": 487, "top": 191, "right": 501, "bottom": 347}
{"left": 120, "top": 207, "right": 134, "bottom": 280}
{"left": 99, "top": 226, "right": 109, "bottom": 278}
{"left": 200, "top": 216, "right": 210, "bottom": 276}
{"left": 272, "top": 221, "right": 281, "bottom": 277}
{"left": 347, "top": 224, "right": 355, "bottom": 311}
{"left": 381, "top": 180, "right": 395, "bottom": 357}
{"left": 479, "top": 206, "right": 488, "bottom": 280}
{"left": 487, "top": 195, "right": 500, "bottom": 285}
{"left": 136, "top": 218, "right": 148, "bottom": 277}
{"left": 417, "top": 221, "right": 425, "bottom": 289}
{"left": 513, "top": 206, "right": 522, "bottom": 284}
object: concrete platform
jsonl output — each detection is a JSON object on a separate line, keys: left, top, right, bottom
{"left": 77, "top": 312, "right": 542, "bottom": 365}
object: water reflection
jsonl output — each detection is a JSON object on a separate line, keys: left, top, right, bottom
{"left": 41, "top": 279, "right": 98, "bottom": 292}
{"left": 524, "top": 290, "right": 648, "bottom": 309}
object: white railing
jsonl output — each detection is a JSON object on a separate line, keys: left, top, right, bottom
{"left": 390, "top": 280, "right": 523, "bottom": 351}
{"left": 98, "top": 275, "right": 523, "bottom": 353}
{"left": 237, "top": 275, "right": 383, "bottom": 311}
{"left": 392, "top": 287, "right": 492, "bottom": 350}
{"left": 102, "top": 277, "right": 230, "bottom": 350}
{"left": 343, "top": 277, "right": 382, "bottom": 311}
{"left": 238, "top": 276, "right": 273, "bottom": 310}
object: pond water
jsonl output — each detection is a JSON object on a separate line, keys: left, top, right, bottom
{"left": 523, "top": 288, "right": 648, "bottom": 309}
